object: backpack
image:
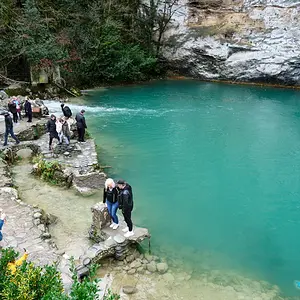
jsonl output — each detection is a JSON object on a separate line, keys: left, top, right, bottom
{"left": 64, "top": 106, "right": 72, "bottom": 117}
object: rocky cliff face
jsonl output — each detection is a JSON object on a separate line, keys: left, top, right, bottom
{"left": 162, "top": 0, "right": 300, "bottom": 85}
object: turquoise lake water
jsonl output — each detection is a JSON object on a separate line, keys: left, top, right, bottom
{"left": 75, "top": 80, "right": 300, "bottom": 296}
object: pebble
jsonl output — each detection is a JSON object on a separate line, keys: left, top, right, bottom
{"left": 122, "top": 285, "right": 137, "bottom": 294}
{"left": 113, "top": 234, "right": 126, "bottom": 244}
{"left": 82, "top": 257, "right": 91, "bottom": 266}
{"left": 33, "top": 212, "right": 42, "bottom": 219}
{"left": 144, "top": 254, "right": 154, "bottom": 262}
{"left": 163, "top": 273, "right": 175, "bottom": 283}
{"left": 127, "top": 268, "right": 136, "bottom": 275}
{"left": 157, "top": 262, "right": 168, "bottom": 274}
{"left": 41, "top": 232, "right": 51, "bottom": 239}
{"left": 33, "top": 218, "right": 41, "bottom": 226}
{"left": 126, "top": 254, "right": 135, "bottom": 263}
{"left": 130, "top": 260, "right": 142, "bottom": 269}
{"left": 147, "top": 262, "right": 157, "bottom": 273}
{"left": 37, "top": 224, "right": 46, "bottom": 232}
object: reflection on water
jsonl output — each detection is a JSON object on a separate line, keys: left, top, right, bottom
{"left": 13, "top": 162, "right": 100, "bottom": 258}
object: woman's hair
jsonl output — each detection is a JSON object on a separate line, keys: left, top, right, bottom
{"left": 105, "top": 178, "right": 115, "bottom": 189}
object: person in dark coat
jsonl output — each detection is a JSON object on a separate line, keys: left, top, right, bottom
{"left": 47, "top": 114, "right": 59, "bottom": 150}
{"left": 24, "top": 98, "right": 32, "bottom": 123}
{"left": 3, "top": 112, "right": 20, "bottom": 146}
{"left": 8, "top": 99, "right": 18, "bottom": 123}
{"left": 117, "top": 179, "right": 134, "bottom": 237}
{"left": 61, "top": 119, "right": 71, "bottom": 144}
{"left": 61, "top": 103, "right": 72, "bottom": 118}
{"left": 75, "top": 110, "right": 87, "bottom": 142}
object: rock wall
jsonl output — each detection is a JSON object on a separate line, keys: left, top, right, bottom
{"left": 162, "top": 0, "right": 300, "bottom": 85}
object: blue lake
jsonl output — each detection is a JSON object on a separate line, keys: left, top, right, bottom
{"left": 81, "top": 80, "right": 300, "bottom": 296}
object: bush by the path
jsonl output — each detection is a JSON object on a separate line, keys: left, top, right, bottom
{"left": 0, "top": 248, "right": 119, "bottom": 300}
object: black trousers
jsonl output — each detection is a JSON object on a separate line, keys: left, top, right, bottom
{"left": 77, "top": 127, "right": 85, "bottom": 142}
{"left": 12, "top": 113, "right": 18, "bottom": 123}
{"left": 27, "top": 112, "right": 32, "bottom": 122}
{"left": 122, "top": 207, "right": 133, "bottom": 231}
{"left": 49, "top": 132, "right": 59, "bottom": 146}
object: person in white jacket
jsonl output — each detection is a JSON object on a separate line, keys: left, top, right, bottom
{"left": 56, "top": 118, "right": 63, "bottom": 145}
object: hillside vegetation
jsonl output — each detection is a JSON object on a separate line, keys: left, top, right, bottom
{"left": 0, "top": 0, "right": 176, "bottom": 86}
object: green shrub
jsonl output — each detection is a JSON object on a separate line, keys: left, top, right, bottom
{"left": 33, "top": 157, "right": 61, "bottom": 184}
{"left": 104, "top": 289, "right": 120, "bottom": 300}
{"left": 0, "top": 248, "right": 104, "bottom": 300}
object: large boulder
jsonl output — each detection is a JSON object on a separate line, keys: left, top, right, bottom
{"left": 72, "top": 171, "right": 106, "bottom": 196}
{"left": 89, "top": 203, "right": 111, "bottom": 242}
{"left": 0, "top": 90, "right": 8, "bottom": 101}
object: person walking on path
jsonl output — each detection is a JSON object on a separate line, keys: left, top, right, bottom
{"left": 61, "top": 103, "right": 72, "bottom": 119}
{"left": 0, "top": 210, "right": 6, "bottom": 247}
{"left": 24, "top": 98, "right": 32, "bottom": 123}
{"left": 117, "top": 179, "right": 134, "bottom": 237}
{"left": 8, "top": 98, "right": 18, "bottom": 123}
{"left": 61, "top": 119, "right": 71, "bottom": 145}
{"left": 16, "top": 98, "right": 22, "bottom": 121}
{"left": 75, "top": 109, "right": 87, "bottom": 143}
{"left": 47, "top": 114, "right": 59, "bottom": 150}
{"left": 3, "top": 112, "right": 20, "bottom": 146}
{"left": 103, "top": 178, "right": 119, "bottom": 230}
{"left": 56, "top": 117, "right": 63, "bottom": 145}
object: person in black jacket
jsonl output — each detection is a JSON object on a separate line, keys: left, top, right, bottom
{"left": 47, "top": 114, "right": 59, "bottom": 150}
{"left": 61, "top": 103, "right": 72, "bottom": 118}
{"left": 103, "top": 178, "right": 119, "bottom": 230}
{"left": 24, "top": 98, "right": 32, "bottom": 123}
{"left": 8, "top": 99, "right": 18, "bottom": 123}
{"left": 75, "top": 110, "right": 87, "bottom": 142}
{"left": 117, "top": 179, "right": 134, "bottom": 237}
{"left": 3, "top": 112, "right": 20, "bottom": 146}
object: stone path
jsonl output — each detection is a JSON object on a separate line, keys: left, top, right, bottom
{"left": 38, "top": 133, "right": 99, "bottom": 171}
{"left": 0, "top": 162, "right": 58, "bottom": 266}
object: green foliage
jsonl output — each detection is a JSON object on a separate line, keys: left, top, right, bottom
{"left": 104, "top": 289, "right": 120, "bottom": 300}
{"left": 33, "top": 156, "right": 61, "bottom": 184}
{"left": 0, "top": 248, "right": 103, "bottom": 300}
{"left": 69, "top": 262, "right": 99, "bottom": 300}
{"left": 0, "top": 0, "right": 175, "bottom": 86}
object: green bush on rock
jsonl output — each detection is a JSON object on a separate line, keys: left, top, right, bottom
{"left": 0, "top": 248, "right": 103, "bottom": 300}
{"left": 33, "top": 157, "right": 62, "bottom": 185}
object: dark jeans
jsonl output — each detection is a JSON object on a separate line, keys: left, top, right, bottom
{"left": 12, "top": 113, "right": 18, "bottom": 123}
{"left": 106, "top": 200, "right": 119, "bottom": 224}
{"left": 4, "top": 128, "right": 19, "bottom": 145}
{"left": 49, "top": 132, "right": 59, "bottom": 146}
{"left": 27, "top": 112, "right": 32, "bottom": 122}
{"left": 122, "top": 207, "right": 133, "bottom": 231}
{"left": 77, "top": 127, "right": 85, "bottom": 142}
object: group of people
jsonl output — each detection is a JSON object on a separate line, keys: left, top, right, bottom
{"left": 103, "top": 178, "right": 134, "bottom": 237}
{"left": 8, "top": 96, "right": 32, "bottom": 123}
{"left": 46, "top": 104, "right": 87, "bottom": 150}
{"left": 47, "top": 114, "right": 71, "bottom": 150}
{"left": 3, "top": 97, "right": 32, "bottom": 146}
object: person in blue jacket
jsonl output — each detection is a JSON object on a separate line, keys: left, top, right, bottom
{"left": 0, "top": 211, "right": 6, "bottom": 244}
